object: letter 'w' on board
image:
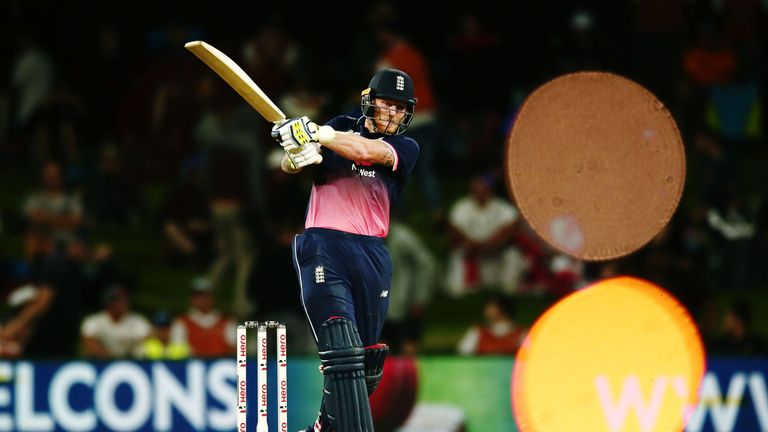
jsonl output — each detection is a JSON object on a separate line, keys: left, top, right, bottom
{"left": 512, "top": 277, "right": 706, "bottom": 432}
{"left": 184, "top": 41, "right": 287, "bottom": 124}
{"left": 505, "top": 72, "right": 685, "bottom": 261}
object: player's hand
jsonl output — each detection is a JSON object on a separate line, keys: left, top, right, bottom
{"left": 285, "top": 142, "right": 322, "bottom": 169}
{"left": 271, "top": 116, "right": 318, "bottom": 150}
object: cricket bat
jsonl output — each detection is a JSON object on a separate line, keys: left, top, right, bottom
{"left": 184, "top": 40, "right": 286, "bottom": 124}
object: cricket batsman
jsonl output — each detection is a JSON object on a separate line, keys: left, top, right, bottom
{"left": 271, "top": 68, "right": 419, "bottom": 431}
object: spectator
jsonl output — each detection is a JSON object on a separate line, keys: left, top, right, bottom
{"left": 80, "top": 285, "right": 150, "bottom": 359}
{"left": 706, "top": 183, "right": 756, "bottom": 291}
{"left": 9, "top": 34, "right": 55, "bottom": 139}
{"left": 23, "top": 240, "right": 89, "bottom": 358}
{"left": 141, "top": 310, "right": 189, "bottom": 360}
{"left": 445, "top": 174, "right": 527, "bottom": 296}
{"left": 382, "top": 219, "right": 437, "bottom": 356}
{"left": 457, "top": 294, "right": 527, "bottom": 356}
{"left": 196, "top": 86, "right": 263, "bottom": 319}
{"left": 170, "top": 277, "right": 236, "bottom": 357}
{"left": 159, "top": 155, "right": 213, "bottom": 268}
{"left": 0, "top": 282, "right": 53, "bottom": 358}
{"left": 82, "top": 143, "right": 145, "bottom": 229}
{"left": 709, "top": 301, "right": 768, "bottom": 357}
{"left": 22, "top": 161, "right": 83, "bottom": 261}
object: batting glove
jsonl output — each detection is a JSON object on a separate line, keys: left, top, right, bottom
{"left": 284, "top": 141, "right": 323, "bottom": 169}
{"left": 271, "top": 116, "right": 318, "bottom": 151}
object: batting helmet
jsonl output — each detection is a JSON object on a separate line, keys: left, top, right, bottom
{"left": 361, "top": 69, "right": 417, "bottom": 135}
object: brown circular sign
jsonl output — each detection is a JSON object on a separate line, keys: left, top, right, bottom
{"left": 505, "top": 72, "right": 685, "bottom": 261}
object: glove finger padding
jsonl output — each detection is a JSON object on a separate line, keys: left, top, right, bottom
{"left": 292, "top": 143, "right": 323, "bottom": 167}
{"left": 272, "top": 116, "right": 318, "bottom": 148}
{"left": 364, "top": 343, "right": 389, "bottom": 395}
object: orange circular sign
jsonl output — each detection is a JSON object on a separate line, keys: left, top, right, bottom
{"left": 512, "top": 277, "right": 705, "bottom": 432}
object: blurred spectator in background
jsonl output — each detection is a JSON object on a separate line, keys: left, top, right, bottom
{"left": 631, "top": 0, "right": 688, "bottom": 103}
{"left": 682, "top": 22, "right": 736, "bottom": 88}
{"left": 748, "top": 201, "right": 768, "bottom": 288}
{"left": 22, "top": 161, "right": 83, "bottom": 262}
{"left": 22, "top": 239, "right": 90, "bottom": 358}
{"left": 141, "top": 310, "right": 189, "bottom": 360}
{"left": 446, "top": 13, "right": 507, "bottom": 172}
{"left": 77, "top": 24, "right": 129, "bottom": 140}
{"left": 709, "top": 301, "right": 768, "bottom": 357}
{"left": 704, "top": 78, "right": 762, "bottom": 145}
{"left": 8, "top": 34, "right": 55, "bottom": 150}
{"left": 196, "top": 85, "right": 263, "bottom": 319}
{"left": 446, "top": 173, "right": 526, "bottom": 296}
{"left": 170, "top": 276, "right": 236, "bottom": 357}
{"left": 251, "top": 149, "right": 316, "bottom": 355}
{"left": 83, "top": 143, "right": 145, "bottom": 229}
{"left": 0, "top": 281, "right": 53, "bottom": 358}
{"left": 382, "top": 218, "right": 437, "bottom": 356}
{"left": 80, "top": 285, "right": 150, "bottom": 359}
{"left": 457, "top": 294, "right": 527, "bottom": 356}
{"left": 552, "top": 9, "right": 611, "bottom": 74}
{"left": 706, "top": 182, "right": 756, "bottom": 291}
{"left": 159, "top": 154, "right": 213, "bottom": 268}
{"left": 371, "top": 2, "right": 444, "bottom": 223}
{"left": 241, "top": 21, "right": 299, "bottom": 101}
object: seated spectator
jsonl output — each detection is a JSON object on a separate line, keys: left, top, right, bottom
{"left": 82, "top": 144, "right": 145, "bottom": 229}
{"left": 170, "top": 277, "right": 235, "bottom": 357}
{"left": 457, "top": 294, "right": 527, "bottom": 356}
{"left": 22, "top": 161, "right": 83, "bottom": 261}
{"left": 159, "top": 156, "right": 213, "bottom": 267}
{"left": 141, "top": 310, "right": 189, "bottom": 360}
{"left": 709, "top": 301, "right": 768, "bottom": 357}
{"left": 80, "top": 285, "right": 150, "bottom": 358}
{"left": 445, "top": 173, "right": 527, "bottom": 296}
{"left": 382, "top": 219, "right": 437, "bottom": 356}
{"left": 0, "top": 282, "right": 53, "bottom": 358}
{"left": 21, "top": 240, "right": 89, "bottom": 358}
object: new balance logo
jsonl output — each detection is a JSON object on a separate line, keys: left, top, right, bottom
{"left": 396, "top": 76, "right": 405, "bottom": 91}
{"left": 315, "top": 266, "right": 325, "bottom": 283}
{"left": 380, "top": 290, "right": 389, "bottom": 298}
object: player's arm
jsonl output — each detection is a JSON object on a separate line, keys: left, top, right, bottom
{"left": 319, "top": 131, "right": 396, "bottom": 168}
{"left": 272, "top": 117, "right": 396, "bottom": 170}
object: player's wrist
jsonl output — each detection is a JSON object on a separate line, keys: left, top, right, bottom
{"left": 317, "top": 125, "right": 335, "bottom": 144}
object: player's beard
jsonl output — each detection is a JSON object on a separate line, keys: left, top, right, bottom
{"left": 374, "top": 108, "right": 404, "bottom": 135}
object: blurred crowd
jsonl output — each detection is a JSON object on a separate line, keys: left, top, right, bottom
{"left": 0, "top": 1, "right": 766, "bottom": 359}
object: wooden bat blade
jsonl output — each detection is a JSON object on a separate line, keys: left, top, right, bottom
{"left": 184, "top": 40, "right": 286, "bottom": 123}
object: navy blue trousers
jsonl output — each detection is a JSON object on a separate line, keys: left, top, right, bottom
{"left": 292, "top": 228, "right": 392, "bottom": 346}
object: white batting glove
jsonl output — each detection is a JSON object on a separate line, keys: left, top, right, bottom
{"left": 285, "top": 142, "right": 323, "bottom": 169}
{"left": 271, "top": 116, "right": 318, "bottom": 151}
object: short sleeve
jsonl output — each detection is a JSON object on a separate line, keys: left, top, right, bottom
{"left": 81, "top": 314, "right": 100, "bottom": 337}
{"left": 68, "top": 196, "right": 83, "bottom": 217}
{"left": 23, "top": 194, "right": 40, "bottom": 215}
{"left": 495, "top": 200, "right": 519, "bottom": 226}
{"left": 384, "top": 136, "right": 419, "bottom": 177}
{"left": 449, "top": 199, "right": 471, "bottom": 231}
{"left": 134, "top": 315, "right": 152, "bottom": 339}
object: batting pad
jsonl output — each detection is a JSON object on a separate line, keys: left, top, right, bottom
{"left": 318, "top": 317, "right": 374, "bottom": 432}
